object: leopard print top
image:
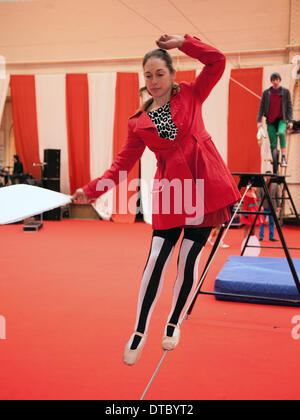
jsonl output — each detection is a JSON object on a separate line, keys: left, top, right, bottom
{"left": 147, "top": 102, "right": 178, "bottom": 141}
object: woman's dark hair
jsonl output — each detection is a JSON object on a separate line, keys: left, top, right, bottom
{"left": 14, "top": 154, "right": 19, "bottom": 161}
{"left": 143, "top": 48, "right": 175, "bottom": 75}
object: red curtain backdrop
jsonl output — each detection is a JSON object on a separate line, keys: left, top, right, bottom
{"left": 111, "top": 73, "right": 140, "bottom": 223}
{"left": 10, "top": 75, "right": 41, "bottom": 179}
{"left": 66, "top": 74, "right": 91, "bottom": 194}
{"left": 227, "top": 68, "right": 263, "bottom": 175}
{"left": 175, "top": 70, "right": 196, "bottom": 84}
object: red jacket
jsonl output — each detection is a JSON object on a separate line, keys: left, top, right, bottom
{"left": 83, "top": 35, "right": 241, "bottom": 229}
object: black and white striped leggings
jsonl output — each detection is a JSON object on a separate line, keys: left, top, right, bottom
{"left": 128, "top": 226, "right": 213, "bottom": 350}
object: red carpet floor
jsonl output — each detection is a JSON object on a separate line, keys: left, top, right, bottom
{"left": 0, "top": 220, "right": 300, "bottom": 400}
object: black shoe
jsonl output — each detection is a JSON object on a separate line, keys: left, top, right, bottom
{"left": 270, "top": 238, "right": 279, "bottom": 242}
{"left": 259, "top": 238, "right": 263, "bottom": 242}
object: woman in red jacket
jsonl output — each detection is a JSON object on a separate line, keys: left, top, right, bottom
{"left": 73, "top": 34, "right": 241, "bottom": 366}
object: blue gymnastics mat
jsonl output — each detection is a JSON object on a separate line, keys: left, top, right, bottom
{"left": 214, "top": 256, "right": 300, "bottom": 307}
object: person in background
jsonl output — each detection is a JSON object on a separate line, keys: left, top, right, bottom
{"left": 258, "top": 171, "right": 280, "bottom": 242}
{"left": 10, "top": 155, "right": 24, "bottom": 184}
{"left": 257, "top": 72, "right": 293, "bottom": 168}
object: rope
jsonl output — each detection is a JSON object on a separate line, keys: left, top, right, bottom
{"left": 140, "top": 351, "right": 168, "bottom": 401}
{"left": 117, "top": 0, "right": 166, "bottom": 33}
{"left": 230, "top": 77, "right": 262, "bottom": 100}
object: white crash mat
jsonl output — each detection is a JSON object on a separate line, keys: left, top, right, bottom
{"left": 0, "top": 184, "right": 72, "bottom": 225}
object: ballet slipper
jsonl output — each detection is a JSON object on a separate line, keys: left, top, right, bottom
{"left": 162, "top": 323, "right": 180, "bottom": 351}
{"left": 123, "top": 332, "right": 146, "bottom": 366}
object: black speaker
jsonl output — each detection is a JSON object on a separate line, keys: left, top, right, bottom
{"left": 43, "top": 208, "right": 61, "bottom": 221}
{"left": 43, "top": 179, "right": 60, "bottom": 192}
{"left": 43, "top": 149, "right": 61, "bottom": 179}
{"left": 42, "top": 150, "right": 61, "bottom": 221}
{"left": 42, "top": 179, "right": 61, "bottom": 220}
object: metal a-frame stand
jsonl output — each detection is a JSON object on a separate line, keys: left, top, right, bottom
{"left": 278, "top": 174, "right": 300, "bottom": 226}
{"left": 187, "top": 172, "right": 300, "bottom": 316}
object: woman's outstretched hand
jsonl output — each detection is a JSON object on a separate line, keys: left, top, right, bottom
{"left": 72, "top": 188, "right": 90, "bottom": 203}
{"left": 156, "top": 34, "right": 185, "bottom": 50}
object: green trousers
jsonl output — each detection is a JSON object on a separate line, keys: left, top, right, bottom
{"left": 267, "top": 119, "right": 287, "bottom": 150}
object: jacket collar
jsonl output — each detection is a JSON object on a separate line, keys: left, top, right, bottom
{"left": 136, "top": 111, "right": 156, "bottom": 130}
{"left": 133, "top": 91, "right": 181, "bottom": 131}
